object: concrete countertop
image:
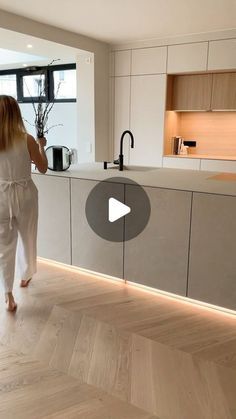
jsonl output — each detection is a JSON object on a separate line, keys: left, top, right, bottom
{"left": 32, "top": 163, "right": 236, "bottom": 197}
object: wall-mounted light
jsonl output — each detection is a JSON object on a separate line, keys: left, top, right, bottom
{"left": 27, "top": 44, "right": 33, "bottom": 49}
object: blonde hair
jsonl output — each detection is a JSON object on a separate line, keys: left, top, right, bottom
{"left": 0, "top": 95, "right": 27, "bottom": 151}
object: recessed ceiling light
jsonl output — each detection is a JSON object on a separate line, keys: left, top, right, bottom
{"left": 27, "top": 44, "right": 33, "bottom": 48}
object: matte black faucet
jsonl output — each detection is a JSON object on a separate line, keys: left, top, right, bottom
{"left": 118, "top": 130, "right": 134, "bottom": 171}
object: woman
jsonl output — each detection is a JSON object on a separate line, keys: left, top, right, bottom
{"left": 0, "top": 95, "right": 48, "bottom": 312}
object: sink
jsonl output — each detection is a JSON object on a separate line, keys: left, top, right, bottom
{"left": 107, "top": 165, "right": 158, "bottom": 172}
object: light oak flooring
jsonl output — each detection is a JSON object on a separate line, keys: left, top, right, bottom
{"left": 1, "top": 260, "right": 236, "bottom": 419}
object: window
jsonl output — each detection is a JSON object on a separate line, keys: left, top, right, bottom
{"left": 22, "top": 73, "right": 46, "bottom": 99}
{"left": 53, "top": 69, "right": 76, "bottom": 100}
{"left": 0, "top": 64, "right": 76, "bottom": 103}
{"left": 0, "top": 74, "right": 17, "bottom": 98}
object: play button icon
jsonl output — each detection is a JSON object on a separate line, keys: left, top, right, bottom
{"left": 85, "top": 176, "right": 151, "bottom": 242}
{"left": 108, "top": 198, "right": 131, "bottom": 222}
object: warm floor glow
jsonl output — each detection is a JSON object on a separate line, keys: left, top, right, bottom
{"left": 37, "top": 257, "right": 125, "bottom": 285}
{"left": 38, "top": 257, "right": 236, "bottom": 319}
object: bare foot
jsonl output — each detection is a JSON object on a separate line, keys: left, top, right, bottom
{"left": 5, "top": 293, "right": 17, "bottom": 312}
{"left": 20, "top": 278, "right": 32, "bottom": 288}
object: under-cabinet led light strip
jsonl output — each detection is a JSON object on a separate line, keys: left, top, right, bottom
{"left": 38, "top": 257, "right": 236, "bottom": 319}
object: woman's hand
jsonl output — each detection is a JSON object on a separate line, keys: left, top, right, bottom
{"left": 37, "top": 137, "right": 47, "bottom": 148}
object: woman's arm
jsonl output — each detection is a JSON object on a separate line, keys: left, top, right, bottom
{"left": 27, "top": 134, "right": 48, "bottom": 174}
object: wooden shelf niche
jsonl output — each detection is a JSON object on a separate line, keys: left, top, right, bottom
{"left": 164, "top": 72, "right": 236, "bottom": 157}
{"left": 164, "top": 111, "right": 236, "bottom": 157}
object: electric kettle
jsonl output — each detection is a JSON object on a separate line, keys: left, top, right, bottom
{"left": 45, "top": 146, "right": 73, "bottom": 171}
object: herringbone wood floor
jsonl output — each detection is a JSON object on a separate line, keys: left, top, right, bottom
{"left": 1, "top": 259, "right": 236, "bottom": 419}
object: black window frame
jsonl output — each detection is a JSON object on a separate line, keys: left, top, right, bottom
{"left": 18, "top": 67, "right": 48, "bottom": 103}
{"left": 0, "top": 63, "right": 76, "bottom": 103}
{"left": 0, "top": 70, "right": 18, "bottom": 99}
{"left": 48, "top": 63, "right": 76, "bottom": 103}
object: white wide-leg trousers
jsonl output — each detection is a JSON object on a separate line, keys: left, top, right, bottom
{"left": 0, "top": 180, "right": 38, "bottom": 293}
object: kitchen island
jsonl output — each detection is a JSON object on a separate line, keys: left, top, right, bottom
{"left": 32, "top": 164, "right": 236, "bottom": 312}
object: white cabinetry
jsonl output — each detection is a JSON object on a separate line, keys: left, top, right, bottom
{"left": 208, "top": 39, "right": 236, "bottom": 71}
{"left": 167, "top": 42, "right": 208, "bottom": 73}
{"left": 32, "top": 174, "right": 71, "bottom": 264}
{"left": 131, "top": 47, "right": 167, "bottom": 75}
{"left": 130, "top": 74, "right": 166, "bottom": 167}
{"left": 200, "top": 159, "right": 236, "bottom": 173}
{"left": 114, "top": 50, "right": 131, "bottom": 76}
{"left": 162, "top": 157, "right": 201, "bottom": 170}
{"left": 113, "top": 77, "right": 131, "bottom": 164}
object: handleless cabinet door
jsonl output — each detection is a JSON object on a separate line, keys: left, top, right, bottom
{"left": 208, "top": 39, "right": 236, "bottom": 71}
{"left": 162, "top": 156, "right": 201, "bottom": 170}
{"left": 131, "top": 46, "right": 167, "bottom": 75}
{"left": 167, "top": 42, "right": 208, "bottom": 73}
{"left": 113, "top": 76, "right": 131, "bottom": 165}
{"left": 32, "top": 174, "right": 71, "bottom": 264}
{"left": 211, "top": 72, "right": 236, "bottom": 110}
{"left": 130, "top": 74, "right": 166, "bottom": 167}
{"left": 188, "top": 193, "right": 236, "bottom": 310}
{"left": 124, "top": 186, "right": 192, "bottom": 296}
{"left": 114, "top": 50, "right": 131, "bottom": 76}
{"left": 71, "top": 179, "right": 124, "bottom": 278}
{"left": 171, "top": 74, "right": 212, "bottom": 111}
{"left": 200, "top": 159, "right": 236, "bottom": 173}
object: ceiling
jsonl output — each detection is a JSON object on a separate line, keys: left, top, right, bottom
{"left": 0, "top": 0, "right": 235, "bottom": 44}
{"left": 0, "top": 48, "right": 46, "bottom": 67}
{"left": 0, "top": 28, "right": 88, "bottom": 70}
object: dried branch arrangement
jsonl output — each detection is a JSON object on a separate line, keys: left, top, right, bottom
{"left": 24, "top": 59, "right": 63, "bottom": 138}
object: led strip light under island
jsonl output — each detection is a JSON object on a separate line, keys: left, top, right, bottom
{"left": 38, "top": 257, "right": 236, "bottom": 319}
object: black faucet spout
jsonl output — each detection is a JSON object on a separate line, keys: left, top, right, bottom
{"left": 120, "top": 130, "right": 134, "bottom": 155}
{"left": 119, "top": 130, "right": 134, "bottom": 171}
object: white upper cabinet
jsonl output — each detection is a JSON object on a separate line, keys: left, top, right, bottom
{"left": 167, "top": 42, "right": 208, "bottom": 73}
{"left": 114, "top": 50, "right": 131, "bottom": 76}
{"left": 208, "top": 39, "right": 236, "bottom": 70}
{"left": 130, "top": 74, "right": 167, "bottom": 167}
{"left": 131, "top": 47, "right": 167, "bottom": 75}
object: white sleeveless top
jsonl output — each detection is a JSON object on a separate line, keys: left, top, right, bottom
{"left": 0, "top": 135, "right": 34, "bottom": 229}
{"left": 0, "top": 135, "right": 31, "bottom": 181}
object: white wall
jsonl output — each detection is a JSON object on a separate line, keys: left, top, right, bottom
{"left": 20, "top": 102, "right": 77, "bottom": 150}
{"left": 76, "top": 54, "right": 95, "bottom": 163}
{"left": 0, "top": 9, "right": 110, "bottom": 163}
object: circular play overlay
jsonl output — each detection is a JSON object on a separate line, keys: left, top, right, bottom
{"left": 85, "top": 177, "right": 151, "bottom": 242}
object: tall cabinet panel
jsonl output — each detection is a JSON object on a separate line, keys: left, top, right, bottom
{"left": 130, "top": 74, "right": 167, "bottom": 167}
{"left": 113, "top": 76, "right": 131, "bottom": 164}
{"left": 124, "top": 186, "right": 192, "bottom": 296}
{"left": 32, "top": 174, "right": 71, "bottom": 264}
{"left": 71, "top": 178, "right": 124, "bottom": 278}
{"left": 188, "top": 193, "right": 236, "bottom": 310}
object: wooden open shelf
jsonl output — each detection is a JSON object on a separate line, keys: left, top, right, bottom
{"left": 164, "top": 111, "right": 236, "bottom": 157}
